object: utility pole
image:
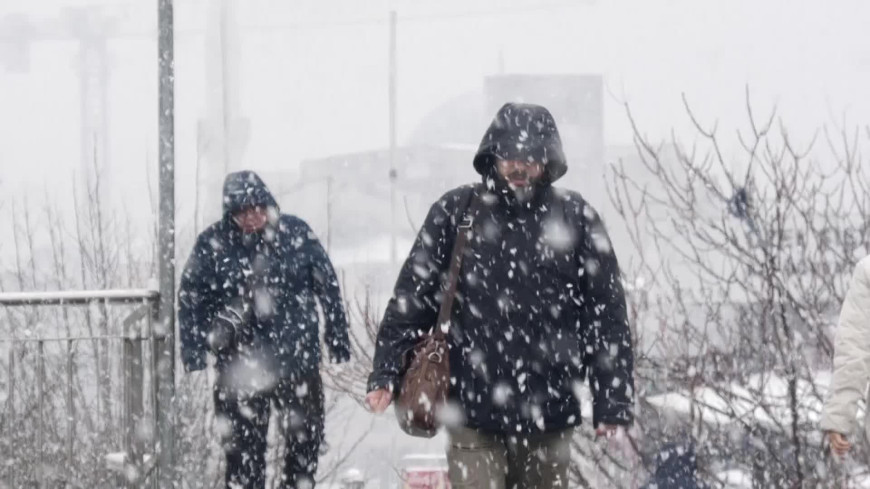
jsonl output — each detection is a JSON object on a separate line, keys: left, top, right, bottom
{"left": 388, "top": 10, "right": 398, "bottom": 268}
{"left": 68, "top": 10, "right": 112, "bottom": 182}
{"left": 197, "top": 0, "right": 250, "bottom": 226}
{"left": 156, "top": 0, "right": 176, "bottom": 484}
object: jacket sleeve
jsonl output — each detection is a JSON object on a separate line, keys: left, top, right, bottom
{"left": 821, "top": 256, "right": 870, "bottom": 436}
{"left": 578, "top": 204, "right": 635, "bottom": 427}
{"left": 367, "top": 192, "right": 461, "bottom": 394}
{"left": 178, "top": 234, "right": 217, "bottom": 372}
{"left": 302, "top": 223, "right": 351, "bottom": 364}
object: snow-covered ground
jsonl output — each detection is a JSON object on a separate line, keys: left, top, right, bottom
{"left": 646, "top": 371, "right": 836, "bottom": 432}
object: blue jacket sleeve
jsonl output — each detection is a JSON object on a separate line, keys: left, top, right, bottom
{"left": 178, "top": 234, "right": 217, "bottom": 372}
{"left": 302, "top": 223, "right": 351, "bottom": 364}
{"left": 579, "top": 205, "right": 635, "bottom": 427}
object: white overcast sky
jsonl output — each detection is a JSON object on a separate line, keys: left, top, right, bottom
{"left": 1, "top": 0, "right": 869, "bottom": 224}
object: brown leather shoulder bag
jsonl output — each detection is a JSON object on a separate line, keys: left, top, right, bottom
{"left": 394, "top": 187, "right": 481, "bottom": 437}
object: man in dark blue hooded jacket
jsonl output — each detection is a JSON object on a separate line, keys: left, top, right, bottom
{"left": 179, "top": 170, "right": 350, "bottom": 489}
{"left": 366, "top": 103, "right": 634, "bottom": 488}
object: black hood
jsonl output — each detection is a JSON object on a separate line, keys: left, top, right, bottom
{"left": 473, "top": 103, "right": 567, "bottom": 184}
{"left": 222, "top": 170, "right": 278, "bottom": 218}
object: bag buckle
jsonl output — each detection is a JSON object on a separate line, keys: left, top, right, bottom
{"left": 459, "top": 215, "right": 474, "bottom": 230}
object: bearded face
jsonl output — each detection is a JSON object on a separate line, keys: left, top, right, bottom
{"left": 232, "top": 206, "right": 269, "bottom": 233}
{"left": 496, "top": 159, "right": 544, "bottom": 202}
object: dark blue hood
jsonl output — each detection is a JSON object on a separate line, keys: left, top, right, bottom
{"left": 222, "top": 170, "right": 279, "bottom": 218}
{"left": 473, "top": 103, "right": 568, "bottom": 184}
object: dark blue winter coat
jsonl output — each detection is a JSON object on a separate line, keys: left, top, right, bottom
{"left": 640, "top": 442, "right": 708, "bottom": 489}
{"left": 179, "top": 171, "right": 350, "bottom": 377}
{"left": 368, "top": 103, "right": 634, "bottom": 434}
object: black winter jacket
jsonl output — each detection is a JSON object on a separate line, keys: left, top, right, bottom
{"left": 179, "top": 171, "right": 350, "bottom": 378}
{"left": 368, "top": 103, "right": 634, "bottom": 434}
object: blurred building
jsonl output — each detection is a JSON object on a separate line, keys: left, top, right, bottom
{"left": 297, "top": 144, "right": 475, "bottom": 254}
{"left": 295, "top": 73, "right": 608, "bottom": 269}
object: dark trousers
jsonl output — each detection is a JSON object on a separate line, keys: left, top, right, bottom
{"left": 214, "top": 372, "right": 325, "bottom": 489}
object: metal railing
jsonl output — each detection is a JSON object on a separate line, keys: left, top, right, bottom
{"left": 0, "top": 289, "right": 160, "bottom": 488}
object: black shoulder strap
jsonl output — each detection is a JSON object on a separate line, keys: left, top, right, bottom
{"left": 433, "top": 185, "right": 482, "bottom": 338}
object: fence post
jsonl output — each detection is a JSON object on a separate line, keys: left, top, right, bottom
{"left": 66, "top": 339, "right": 75, "bottom": 485}
{"left": 95, "top": 338, "right": 103, "bottom": 442}
{"left": 38, "top": 340, "right": 45, "bottom": 489}
{"left": 123, "top": 308, "right": 145, "bottom": 482}
{"left": 8, "top": 342, "right": 16, "bottom": 487}
{"left": 148, "top": 309, "right": 159, "bottom": 489}
{"left": 121, "top": 330, "right": 130, "bottom": 489}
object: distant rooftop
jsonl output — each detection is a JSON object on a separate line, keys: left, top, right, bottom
{"left": 406, "top": 89, "right": 487, "bottom": 148}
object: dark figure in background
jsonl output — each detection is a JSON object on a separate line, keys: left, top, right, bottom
{"left": 366, "top": 103, "right": 634, "bottom": 488}
{"left": 179, "top": 171, "right": 350, "bottom": 489}
{"left": 640, "top": 441, "right": 709, "bottom": 489}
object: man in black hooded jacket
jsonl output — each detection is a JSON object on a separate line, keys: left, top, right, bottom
{"left": 366, "top": 103, "right": 634, "bottom": 488}
{"left": 179, "top": 171, "right": 350, "bottom": 489}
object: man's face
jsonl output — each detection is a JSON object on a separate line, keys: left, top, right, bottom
{"left": 496, "top": 159, "right": 544, "bottom": 189}
{"left": 232, "top": 206, "right": 269, "bottom": 233}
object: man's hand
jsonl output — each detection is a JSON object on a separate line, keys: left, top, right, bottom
{"left": 828, "top": 431, "right": 851, "bottom": 456}
{"left": 595, "top": 424, "right": 622, "bottom": 439}
{"left": 365, "top": 388, "right": 393, "bottom": 414}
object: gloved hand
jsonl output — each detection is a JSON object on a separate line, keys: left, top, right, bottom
{"left": 207, "top": 298, "right": 251, "bottom": 354}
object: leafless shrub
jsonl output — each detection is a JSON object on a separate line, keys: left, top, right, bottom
{"left": 581, "top": 90, "right": 870, "bottom": 487}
